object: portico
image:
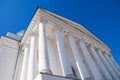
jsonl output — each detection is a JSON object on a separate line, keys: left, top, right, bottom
{"left": 16, "top": 8, "right": 120, "bottom": 80}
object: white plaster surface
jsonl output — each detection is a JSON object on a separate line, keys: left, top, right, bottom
{"left": 0, "top": 36, "right": 19, "bottom": 80}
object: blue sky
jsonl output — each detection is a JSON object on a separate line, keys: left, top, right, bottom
{"left": 0, "top": 0, "right": 120, "bottom": 65}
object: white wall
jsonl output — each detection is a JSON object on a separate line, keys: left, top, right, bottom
{"left": 0, "top": 36, "right": 19, "bottom": 80}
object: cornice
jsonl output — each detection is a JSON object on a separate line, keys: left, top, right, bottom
{"left": 0, "top": 36, "right": 19, "bottom": 50}
{"left": 21, "top": 9, "right": 40, "bottom": 45}
{"left": 21, "top": 8, "right": 111, "bottom": 52}
{"left": 38, "top": 8, "right": 110, "bottom": 51}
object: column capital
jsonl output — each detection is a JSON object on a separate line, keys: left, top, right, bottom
{"left": 84, "top": 42, "right": 99, "bottom": 52}
{"left": 90, "top": 45, "right": 99, "bottom": 51}
{"left": 103, "top": 51, "right": 110, "bottom": 55}
{"left": 30, "top": 31, "right": 38, "bottom": 37}
{"left": 108, "top": 54, "right": 112, "bottom": 58}
{"left": 60, "top": 28, "right": 81, "bottom": 40}
{"left": 96, "top": 48, "right": 105, "bottom": 54}
{"left": 24, "top": 43, "right": 30, "bottom": 48}
{"left": 73, "top": 34, "right": 81, "bottom": 39}
{"left": 62, "top": 28, "right": 72, "bottom": 37}
{"left": 62, "top": 28, "right": 70, "bottom": 34}
{"left": 67, "top": 34, "right": 80, "bottom": 44}
{"left": 83, "top": 41, "right": 93, "bottom": 49}
{"left": 102, "top": 51, "right": 106, "bottom": 54}
{"left": 21, "top": 42, "right": 30, "bottom": 51}
{"left": 95, "top": 48, "right": 101, "bottom": 52}
{"left": 69, "top": 35, "right": 84, "bottom": 45}
{"left": 53, "top": 25, "right": 63, "bottom": 32}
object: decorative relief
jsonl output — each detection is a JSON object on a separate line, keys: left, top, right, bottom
{"left": 1, "top": 37, "right": 18, "bottom": 46}
{"left": 0, "top": 36, "right": 19, "bottom": 50}
{"left": 39, "top": 17, "right": 48, "bottom": 24}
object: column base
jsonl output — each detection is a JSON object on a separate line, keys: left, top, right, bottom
{"left": 39, "top": 69, "right": 52, "bottom": 74}
{"left": 34, "top": 73, "right": 79, "bottom": 80}
{"left": 84, "top": 77, "right": 92, "bottom": 80}
{"left": 65, "top": 74, "right": 75, "bottom": 78}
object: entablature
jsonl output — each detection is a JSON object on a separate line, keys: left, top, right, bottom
{"left": 0, "top": 36, "right": 19, "bottom": 50}
{"left": 21, "top": 8, "right": 111, "bottom": 52}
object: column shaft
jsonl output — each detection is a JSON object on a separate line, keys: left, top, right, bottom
{"left": 98, "top": 50, "right": 119, "bottom": 80}
{"left": 38, "top": 22, "right": 51, "bottom": 74}
{"left": 111, "top": 56, "right": 120, "bottom": 71}
{"left": 20, "top": 47, "right": 29, "bottom": 80}
{"left": 55, "top": 29, "right": 74, "bottom": 77}
{"left": 68, "top": 35, "right": 91, "bottom": 80}
{"left": 79, "top": 41, "right": 103, "bottom": 80}
{"left": 104, "top": 54, "right": 120, "bottom": 78}
{"left": 27, "top": 36, "right": 36, "bottom": 80}
{"left": 89, "top": 46, "right": 112, "bottom": 80}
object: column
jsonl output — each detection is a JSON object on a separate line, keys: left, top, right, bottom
{"left": 55, "top": 28, "right": 74, "bottom": 78}
{"left": 89, "top": 46, "right": 112, "bottom": 80}
{"left": 20, "top": 46, "right": 29, "bottom": 80}
{"left": 38, "top": 20, "right": 52, "bottom": 74}
{"left": 104, "top": 53, "right": 120, "bottom": 78}
{"left": 109, "top": 54, "right": 120, "bottom": 73}
{"left": 111, "top": 55, "right": 120, "bottom": 71}
{"left": 68, "top": 35, "right": 91, "bottom": 80}
{"left": 79, "top": 40, "right": 103, "bottom": 80}
{"left": 97, "top": 50, "right": 119, "bottom": 80}
{"left": 27, "top": 35, "right": 36, "bottom": 80}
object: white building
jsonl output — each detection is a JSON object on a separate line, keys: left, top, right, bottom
{"left": 0, "top": 7, "right": 120, "bottom": 80}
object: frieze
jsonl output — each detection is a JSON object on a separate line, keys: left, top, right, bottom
{"left": 21, "top": 9, "right": 40, "bottom": 45}
{"left": 37, "top": 9, "right": 110, "bottom": 51}
{"left": 0, "top": 36, "right": 19, "bottom": 50}
{"left": 21, "top": 8, "right": 111, "bottom": 52}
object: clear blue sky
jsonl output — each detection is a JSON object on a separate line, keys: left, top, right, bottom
{"left": 0, "top": 0, "right": 120, "bottom": 65}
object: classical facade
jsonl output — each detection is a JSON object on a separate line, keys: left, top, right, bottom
{"left": 0, "top": 7, "right": 120, "bottom": 80}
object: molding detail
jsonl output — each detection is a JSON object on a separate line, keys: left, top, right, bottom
{"left": 0, "top": 36, "right": 19, "bottom": 50}
{"left": 38, "top": 9, "right": 110, "bottom": 51}
{"left": 21, "top": 8, "right": 111, "bottom": 52}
